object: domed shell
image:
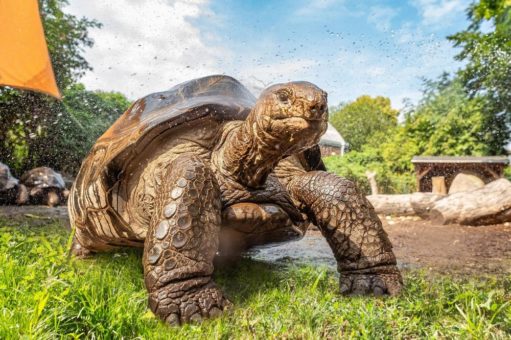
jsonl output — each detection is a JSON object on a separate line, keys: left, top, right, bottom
{"left": 70, "top": 75, "right": 256, "bottom": 223}
{"left": 21, "top": 167, "right": 66, "bottom": 190}
{"left": 87, "top": 75, "right": 254, "bottom": 169}
{"left": 0, "top": 162, "right": 19, "bottom": 191}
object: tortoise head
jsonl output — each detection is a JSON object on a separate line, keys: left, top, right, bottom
{"left": 250, "top": 81, "right": 328, "bottom": 155}
{"left": 215, "top": 80, "right": 329, "bottom": 188}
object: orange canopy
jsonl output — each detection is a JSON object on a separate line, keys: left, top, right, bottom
{"left": 0, "top": 0, "right": 61, "bottom": 99}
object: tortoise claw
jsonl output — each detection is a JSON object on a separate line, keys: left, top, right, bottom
{"left": 166, "top": 313, "right": 180, "bottom": 326}
{"left": 150, "top": 283, "right": 230, "bottom": 326}
{"left": 340, "top": 265, "right": 403, "bottom": 297}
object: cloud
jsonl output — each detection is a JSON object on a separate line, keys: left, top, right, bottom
{"left": 294, "top": 0, "right": 345, "bottom": 17}
{"left": 237, "top": 59, "right": 318, "bottom": 95}
{"left": 63, "top": 1, "right": 465, "bottom": 111}
{"left": 65, "top": 0, "right": 226, "bottom": 99}
{"left": 367, "top": 6, "right": 399, "bottom": 32}
{"left": 411, "top": 0, "right": 470, "bottom": 26}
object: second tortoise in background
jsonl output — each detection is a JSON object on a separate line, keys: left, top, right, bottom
{"left": 0, "top": 161, "right": 28, "bottom": 205}
{"left": 21, "top": 167, "right": 69, "bottom": 207}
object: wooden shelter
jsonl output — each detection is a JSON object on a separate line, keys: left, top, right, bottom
{"left": 411, "top": 156, "right": 509, "bottom": 193}
{"left": 319, "top": 123, "right": 347, "bottom": 156}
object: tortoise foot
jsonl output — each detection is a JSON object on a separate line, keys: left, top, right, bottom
{"left": 70, "top": 237, "right": 94, "bottom": 258}
{"left": 46, "top": 190, "right": 60, "bottom": 207}
{"left": 149, "top": 281, "right": 231, "bottom": 326}
{"left": 340, "top": 265, "right": 403, "bottom": 296}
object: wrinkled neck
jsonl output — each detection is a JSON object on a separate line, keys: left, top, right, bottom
{"left": 215, "top": 114, "right": 285, "bottom": 188}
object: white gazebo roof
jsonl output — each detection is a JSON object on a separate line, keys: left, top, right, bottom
{"left": 320, "top": 123, "right": 346, "bottom": 148}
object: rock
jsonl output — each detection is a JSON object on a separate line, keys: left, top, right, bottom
{"left": 448, "top": 173, "right": 485, "bottom": 194}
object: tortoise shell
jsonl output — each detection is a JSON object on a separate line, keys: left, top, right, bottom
{"left": 0, "top": 162, "right": 19, "bottom": 191}
{"left": 87, "top": 75, "right": 254, "bottom": 170}
{"left": 70, "top": 75, "right": 256, "bottom": 223}
{"left": 21, "top": 167, "right": 66, "bottom": 190}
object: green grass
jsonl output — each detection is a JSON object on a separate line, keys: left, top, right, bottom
{"left": 0, "top": 219, "right": 510, "bottom": 339}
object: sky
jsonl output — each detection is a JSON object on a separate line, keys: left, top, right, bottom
{"left": 66, "top": 0, "right": 472, "bottom": 109}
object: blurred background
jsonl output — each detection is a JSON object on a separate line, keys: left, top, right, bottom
{"left": 1, "top": 0, "right": 509, "bottom": 195}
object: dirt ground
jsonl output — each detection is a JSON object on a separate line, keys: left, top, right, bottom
{"left": 382, "top": 216, "right": 511, "bottom": 275}
{"left": 1, "top": 206, "right": 510, "bottom": 275}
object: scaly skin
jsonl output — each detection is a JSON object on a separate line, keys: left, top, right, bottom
{"left": 143, "top": 154, "right": 230, "bottom": 325}
{"left": 213, "top": 82, "right": 328, "bottom": 188}
{"left": 287, "top": 171, "right": 403, "bottom": 295}
{"left": 70, "top": 77, "right": 403, "bottom": 327}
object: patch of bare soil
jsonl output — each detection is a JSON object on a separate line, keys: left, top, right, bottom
{"left": 252, "top": 216, "right": 511, "bottom": 275}
{"left": 0, "top": 206, "right": 69, "bottom": 227}
{"left": 383, "top": 216, "right": 511, "bottom": 275}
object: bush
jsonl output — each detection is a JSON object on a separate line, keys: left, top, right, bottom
{"left": 0, "top": 85, "right": 130, "bottom": 176}
{"left": 325, "top": 75, "right": 508, "bottom": 195}
{"left": 324, "top": 152, "right": 416, "bottom": 195}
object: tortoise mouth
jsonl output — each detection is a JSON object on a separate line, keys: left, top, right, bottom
{"left": 270, "top": 115, "right": 327, "bottom": 132}
{"left": 272, "top": 113, "right": 326, "bottom": 122}
{"left": 271, "top": 116, "right": 327, "bottom": 131}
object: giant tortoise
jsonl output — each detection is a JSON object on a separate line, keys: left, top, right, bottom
{"left": 69, "top": 75, "right": 402, "bottom": 325}
{"left": 0, "top": 162, "right": 28, "bottom": 205}
{"left": 21, "top": 167, "right": 68, "bottom": 207}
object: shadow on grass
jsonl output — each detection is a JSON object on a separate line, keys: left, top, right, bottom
{"left": 88, "top": 246, "right": 317, "bottom": 307}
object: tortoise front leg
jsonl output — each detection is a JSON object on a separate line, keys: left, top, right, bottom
{"left": 46, "top": 189, "right": 61, "bottom": 207}
{"left": 288, "top": 171, "right": 403, "bottom": 295}
{"left": 144, "top": 154, "right": 230, "bottom": 325}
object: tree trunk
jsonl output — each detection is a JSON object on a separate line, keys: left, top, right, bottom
{"left": 430, "top": 178, "right": 511, "bottom": 225}
{"left": 367, "top": 193, "right": 445, "bottom": 217}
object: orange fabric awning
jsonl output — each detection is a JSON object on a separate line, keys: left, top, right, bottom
{"left": 0, "top": 0, "right": 61, "bottom": 99}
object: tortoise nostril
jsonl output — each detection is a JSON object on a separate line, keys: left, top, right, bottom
{"left": 310, "top": 103, "right": 326, "bottom": 117}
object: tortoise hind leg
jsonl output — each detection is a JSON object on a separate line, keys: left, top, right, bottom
{"left": 46, "top": 189, "right": 61, "bottom": 207}
{"left": 144, "top": 154, "right": 230, "bottom": 325}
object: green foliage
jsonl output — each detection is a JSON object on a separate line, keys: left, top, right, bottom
{"left": 40, "top": 0, "right": 101, "bottom": 90}
{"left": 326, "top": 0, "right": 511, "bottom": 194}
{"left": 403, "top": 75, "right": 508, "bottom": 156}
{"left": 0, "top": 86, "right": 129, "bottom": 176}
{"left": 448, "top": 0, "right": 511, "bottom": 120}
{"left": 325, "top": 75, "right": 507, "bottom": 194}
{"left": 0, "top": 220, "right": 510, "bottom": 338}
{"left": 0, "top": 1, "right": 129, "bottom": 176}
{"left": 324, "top": 149, "right": 416, "bottom": 195}
{"left": 58, "top": 84, "right": 131, "bottom": 173}
{"left": 330, "top": 95, "right": 399, "bottom": 151}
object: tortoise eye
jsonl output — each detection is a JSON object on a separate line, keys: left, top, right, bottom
{"left": 277, "top": 90, "right": 291, "bottom": 104}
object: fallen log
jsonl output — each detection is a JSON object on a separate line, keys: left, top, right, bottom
{"left": 367, "top": 193, "right": 444, "bottom": 217}
{"left": 430, "top": 178, "right": 511, "bottom": 226}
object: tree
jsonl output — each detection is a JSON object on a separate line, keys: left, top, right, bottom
{"left": 41, "top": 0, "right": 101, "bottom": 90}
{"left": 329, "top": 96, "right": 398, "bottom": 151}
{"left": 0, "top": 0, "right": 102, "bottom": 175}
{"left": 400, "top": 75, "right": 508, "bottom": 156}
{"left": 325, "top": 74, "right": 508, "bottom": 194}
{"left": 448, "top": 0, "right": 511, "bottom": 120}
{"left": 55, "top": 84, "right": 130, "bottom": 174}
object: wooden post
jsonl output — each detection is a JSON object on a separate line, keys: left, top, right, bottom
{"left": 432, "top": 176, "right": 447, "bottom": 195}
{"left": 415, "top": 164, "right": 432, "bottom": 192}
{"left": 365, "top": 171, "right": 378, "bottom": 195}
